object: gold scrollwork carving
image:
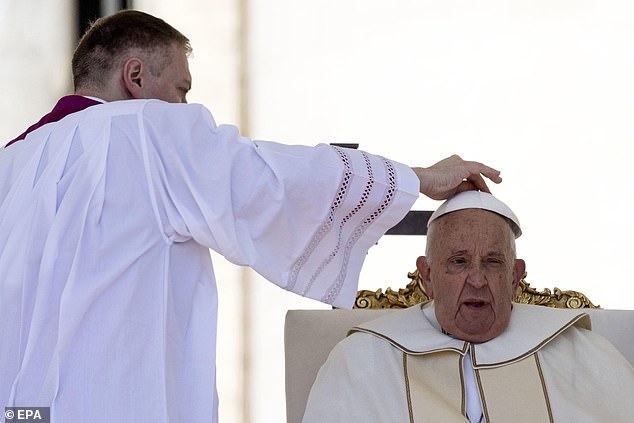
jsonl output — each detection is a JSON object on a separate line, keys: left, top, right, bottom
{"left": 514, "top": 279, "right": 599, "bottom": 309}
{"left": 354, "top": 270, "right": 599, "bottom": 310}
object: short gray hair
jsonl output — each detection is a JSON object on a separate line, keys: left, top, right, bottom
{"left": 72, "top": 10, "right": 192, "bottom": 91}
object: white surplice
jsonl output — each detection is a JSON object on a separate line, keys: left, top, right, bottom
{"left": 303, "top": 303, "right": 634, "bottom": 423}
{"left": 0, "top": 99, "right": 419, "bottom": 422}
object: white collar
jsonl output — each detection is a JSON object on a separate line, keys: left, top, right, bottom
{"left": 350, "top": 302, "right": 590, "bottom": 368}
{"left": 81, "top": 95, "right": 106, "bottom": 103}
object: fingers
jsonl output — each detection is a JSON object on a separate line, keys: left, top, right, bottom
{"left": 414, "top": 156, "right": 503, "bottom": 200}
{"left": 464, "top": 162, "right": 502, "bottom": 184}
{"left": 466, "top": 173, "right": 491, "bottom": 193}
{"left": 462, "top": 162, "right": 502, "bottom": 193}
{"left": 476, "top": 164, "right": 502, "bottom": 184}
{"left": 452, "top": 180, "right": 477, "bottom": 195}
{"left": 464, "top": 177, "right": 489, "bottom": 194}
{"left": 441, "top": 155, "right": 502, "bottom": 186}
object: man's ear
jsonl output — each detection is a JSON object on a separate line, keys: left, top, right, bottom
{"left": 512, "top": 258, "right": 526, "bottom": 294}
{"left": 122, "top": 58, "right": 145, "bottom": 98}
{"left": 416, "top": 256, "right": 433, "bottom": 297}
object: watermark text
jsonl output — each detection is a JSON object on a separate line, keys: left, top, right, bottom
{"left": 4, "top": 407, "right": 50, "bottom": 423}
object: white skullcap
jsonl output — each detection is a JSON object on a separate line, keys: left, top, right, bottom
{"left": 428, "top": 191, "right": 522, "bottom": 238}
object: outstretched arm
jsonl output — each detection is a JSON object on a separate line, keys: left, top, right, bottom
{"left": 412, "top": 154, "right": 502, "bottom": 200}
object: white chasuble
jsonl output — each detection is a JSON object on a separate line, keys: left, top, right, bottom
{"left": 0, "top": 99, "right": 419, "bottom": 422}
{"left": 303, "top": 302, "right": 634, "bottom": 422}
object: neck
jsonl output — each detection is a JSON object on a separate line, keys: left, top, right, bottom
{"left": 75, "top": 83, "right": 132, "bottom": 102}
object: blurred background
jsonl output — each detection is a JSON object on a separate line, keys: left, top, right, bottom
{"left": 2, "top": 0, "right": 633, "bottom": 421}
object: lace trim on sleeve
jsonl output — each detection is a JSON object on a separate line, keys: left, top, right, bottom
{"left": 321, "top": 156, "right": 396, "bottom": 304}
{"left": 285, "top": 146, "right": 352, "bottom": 292}
{"left": 286, "top": 147, "right": 397, "bottom": 304}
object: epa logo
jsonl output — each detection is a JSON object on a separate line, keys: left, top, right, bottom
{"left": 4, "top": 407, "right": 50, "bottom": 423}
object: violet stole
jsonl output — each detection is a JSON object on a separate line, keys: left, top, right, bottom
{"left": 5, "top": 95, "right": 101, "bottom": 147}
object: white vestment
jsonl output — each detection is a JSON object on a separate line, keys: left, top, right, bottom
{"left": 0, "top": 99, "right": 419, "bottom": 422}
{"left": 303, "top": 302, "right": 634, "bottom": 423}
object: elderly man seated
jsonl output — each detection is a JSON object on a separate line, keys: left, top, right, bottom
{"left": 302, "top": 191, "right": 634, "bottom": 423}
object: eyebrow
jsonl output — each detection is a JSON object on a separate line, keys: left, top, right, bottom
{"left": 448, "top": 250, "right": 506, "bottom": 258}
{"left": 449, "top": 249, "right": 469, "bottom": 256}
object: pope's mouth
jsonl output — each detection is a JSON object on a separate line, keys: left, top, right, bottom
{"left": 463, "top": 300, "right": 489, "bottom": 310}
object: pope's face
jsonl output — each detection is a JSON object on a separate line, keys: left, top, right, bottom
{"left": 418, "top": 209, "right": 525, "bottom": 343}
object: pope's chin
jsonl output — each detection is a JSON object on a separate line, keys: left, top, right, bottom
{"left": 452, "top": 303, "right": 506, "bottom": 343}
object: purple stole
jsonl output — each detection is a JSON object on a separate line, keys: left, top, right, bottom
{"left": 5, "top": 95, "right": 101, "bottom": 147}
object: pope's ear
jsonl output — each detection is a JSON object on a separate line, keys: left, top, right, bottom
{"left": 512, "top": 259, "right": 526, "bottom": 292}
{"left": 416, "top": 256, "right": 433, "bottom": 297}
{"left": 122, "top": 58, "right": 145, "bottom": 98}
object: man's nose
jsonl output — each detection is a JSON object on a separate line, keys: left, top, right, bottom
{"left": 465, "top": 264, "right": 488, "bottom": 288}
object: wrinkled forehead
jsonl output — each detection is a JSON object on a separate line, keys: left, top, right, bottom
{"left": 429, "top": 209, "right": 515, "bottom": 250}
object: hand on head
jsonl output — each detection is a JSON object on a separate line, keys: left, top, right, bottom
{"left": 413, "top": 154, "right": 502, "bottom": 200}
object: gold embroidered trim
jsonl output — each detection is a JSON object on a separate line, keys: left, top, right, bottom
{"left": 349, "top": 327, "right": 468, "bottom": 356}
{"left": 471, "top": 314, "right": 589, "bottom": 369}
{"left": 474, "top": 366, "right": 490, "bottom": 423}
{"left": 460, "top": 353, "right": 466, "bottom": 417}
{"left": 403, "top": 353, "right": 415, "bottom": 423}
{"left": 534, "top": 353, "right": 554, "bottom": 423}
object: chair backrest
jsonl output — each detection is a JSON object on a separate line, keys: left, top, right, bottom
{"left": 285, "top": 309, "right": 389, "bottom": 423}
{"left": 284, "top": 272, "right": 632, "bottom": 423}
